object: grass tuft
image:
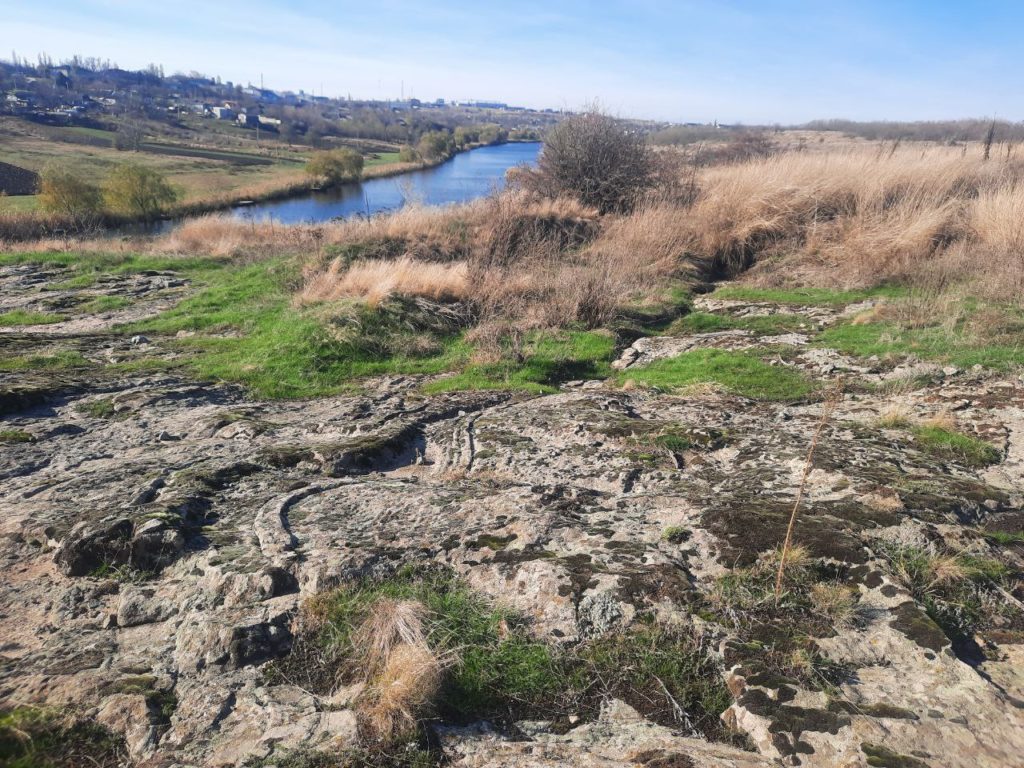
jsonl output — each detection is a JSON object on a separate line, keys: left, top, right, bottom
{"left": 910, "top": 424, "right": 1002, "bottom": 467}
{"left": 267, "top": 566, "right": 736, "bottom": 742}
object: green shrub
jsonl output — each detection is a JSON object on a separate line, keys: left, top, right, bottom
{"left": 103, "top": 163, "right": 178, "bottom": 220}
{"left": 37, "top": 165, "right": 103, "bottom": 220}
{"left": 416, "top": 131, "right": 455, "bottom": 162}
{"left": 306, "top": 148, "right": 364, "bottom": 186}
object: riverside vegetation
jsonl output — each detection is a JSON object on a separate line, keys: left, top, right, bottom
{"left": 1, "top": 112, "right": 1024, "bottom": 768}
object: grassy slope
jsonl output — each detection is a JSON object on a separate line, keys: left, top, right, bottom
{"left": 3, "top": 251, "right": 1019, "bottom": 401}
{"left": 0, "top": 118, "right": 407, "bottom": 215}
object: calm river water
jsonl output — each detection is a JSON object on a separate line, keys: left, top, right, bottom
{"left": 230, "top": 141, "right": 541, "bottom": 225}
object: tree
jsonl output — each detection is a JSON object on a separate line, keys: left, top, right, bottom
{"left": 398, "top": 145, "right": 418, "bottom": 163}
{"left": 453, "top": 125, "right": 477, "bottom": 148}
{"left": 417, "top": 130, "right": 455, "bottom": 162}
{"left": 305, "top": 148, "right": 364, "bottom": 186}
{"left": 477, "top": 123, "right": 507, "bottom": 145}
{"left": 113, "top": 120, "right": 144, "bottom": 151}
{"left": 524, "top": 110, "right": 653, "bottom": 213}
{"left": 37, "top": 165, "right": 103, "bottom": 221}
{"left": 103, "top": 163, "right": 178, "bottom": 220}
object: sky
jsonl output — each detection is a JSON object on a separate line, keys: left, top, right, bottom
{"left": 3, "top": 0, "right": 1024, "bottom": 124}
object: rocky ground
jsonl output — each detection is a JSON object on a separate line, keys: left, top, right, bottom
{"left": 2, "top": 260, "right": 1023, "bottom": 767}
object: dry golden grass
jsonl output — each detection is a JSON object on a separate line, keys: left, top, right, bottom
{"left": 12, "top": 137, "right": 1023, "bottom": 328}
{"left": 683, "top": 144, "right": 1024, "bottom": 294}
{"left": 358, "top": 642, "right": 442, "bottom": 742}
{"left": 876, "top": 406, "right": 914, "bottom": 429}
{"left": 351, "top": 599, "right": 448, "bottom": 744}
{"left": 809, "top": 583, "right": 858, "bottom": 630}
{"left": 859, "top": 490, "right": 905, "bottom": 513}
{"left": 292, "top": 190, "right": 684, "bottom": 338}
{"left": 300, "top": 256, "right": 469, "bottom": 306}
{"left": 920, "top": 411, "right": 958, "bottom": 432}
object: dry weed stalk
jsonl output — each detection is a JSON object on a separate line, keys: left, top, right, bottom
{"left": 774, "top": 387, "right": 842, "bottom": 605}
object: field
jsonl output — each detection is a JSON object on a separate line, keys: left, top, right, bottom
{"left": 0, "top": 116, "right": 411, "bottom": 217}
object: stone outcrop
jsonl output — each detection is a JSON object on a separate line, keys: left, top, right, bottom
{"left": 2, "top": 268, "right": 1023, "bottom": 767}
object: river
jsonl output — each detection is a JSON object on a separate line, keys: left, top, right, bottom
{"left": 230, "top": 141, "right": 541, "bottom": 225}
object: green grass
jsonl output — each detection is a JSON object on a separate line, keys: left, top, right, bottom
{"left": 910, "top": 424, "right": 1002, "bottom": 467}
{"left": 0, "top": 250, "right": 223, "bottom": 275}
{"left": 0, "top": 429, "right": 33, "bottom": 443}
{"left": 0, "top": 707, "right": 124, "bottom": 768}
{"left": 425, "top": 331, "right": 616, "bottom": 394}
{"left": 818, "top": 322, "right": 1024, "bottom": 370}
{"left": 619, "top": 349, "right": 816, "bottom": 401}
{"left": 0, "top": 194, "right": 39, "bottom": 213}
{"left": 244, "top": 745, "right": 436, "bottom": 768}
{"left": 365, "top": 152, "right": 403, "bottom": 167}
{"left": 79, "top": 295, "right": 131, "bottom": 314}
{"left": 0, "top": 351, "right": 92, "bottom": 372}
{"left": 275, "top": 567, "right": 734, "bottom": 739}
{"left": 4, "top": 252, "right": 619, "bottom": 398}
{"left": 669, "top": 311, "right": 810, "bottom": 335}
{"left": 0, "top": 309, "right": 64, "bottom": 326}
{"left": 51, "top": 273, "right": 99, "bottom": 290}
{"left": 76, "top": 398, "right": 117, "bottom": 419}
{"left": 711, "top": 285, "right": 908, "bottom": 306}
{"left": 983, "top": 530, "right": 1024, "bottom": 546}
{"left": 875, "top": 542, "right": 1019, "bottom": 647}
{"left": 64, "top": 125, "right": 117, "bottom": 141}
{"left": 134, "top": 261, "right": 471, "bottom": 398}
{"left": 653, "top": 432, "right": 694, "bottom": 452}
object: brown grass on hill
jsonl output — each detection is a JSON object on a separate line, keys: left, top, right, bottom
{"left": 686, "top": 145, "right": 1024, "bottom": 295}
{"left": 12, "top": 136, "right": 1023, "bottom": 322}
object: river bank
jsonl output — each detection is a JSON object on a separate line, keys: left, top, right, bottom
{"left": 0, "top": 140, "right": 540, "bottom": 242}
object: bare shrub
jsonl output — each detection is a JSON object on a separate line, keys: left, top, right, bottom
{"left": 521, "top": 110, "right": 654, "bottom": 213}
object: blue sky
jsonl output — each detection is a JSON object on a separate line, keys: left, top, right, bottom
{"left": 3, "top": 0, "right": 1023, "bottom": 123}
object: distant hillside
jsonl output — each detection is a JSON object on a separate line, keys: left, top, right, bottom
{"left": 0, "top": 161, "right": 38, "bottom": 195}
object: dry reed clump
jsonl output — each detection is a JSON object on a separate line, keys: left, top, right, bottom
{"left": 155, "top": 201, "right": 494, "bottom": 261}
{"left": 351, "top": 599, "right": 451, "bottom": 745}
{"left": 293, "top": 190, "right": 672, "bottom": 342}
{"left": 300, "top": 256, "right": 469, "bottom": 306}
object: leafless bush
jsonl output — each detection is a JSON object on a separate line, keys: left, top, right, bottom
{"left": 520, "top": 110, "right": 654, "bottom": 213}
